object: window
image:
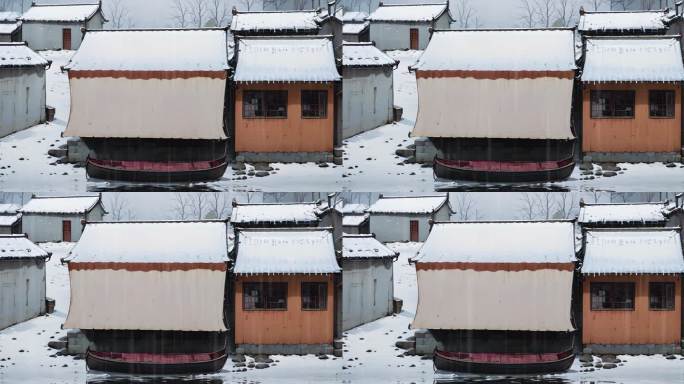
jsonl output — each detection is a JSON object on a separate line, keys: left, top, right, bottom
{"left": 650, "top": 90, "right": 675, "bottom": 118}
{"left": 590, "top": 282, "right": 635, "bottom": 310}
{"left": 650, "top": 282, "right": 675, "bottom": 310}
{"left": 301, "top": 90, "right": 328, "bottom": 118}
{"left": 243, "top": 90, "right": 287, "bottom": 118}
{"left": 243, "top": 282, "right": 287, "bottom": 310}
{"left": 591, "top": 90, "right": 635, "bottom": 118}
{"left": 301, "top": 282, "right": 327, "bottom": 310}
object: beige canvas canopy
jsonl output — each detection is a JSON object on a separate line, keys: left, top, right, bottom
{"left": 411, "top": 222, "right": 576, "bottom": 332}
{"left": 411, "top": 29, "right": 576, "bottom": 140}
{"left": 63, "top": 29, "right": 229, "bottom": 140}
{"left": 63, "top": 221, "right": 229, "bottom": 332}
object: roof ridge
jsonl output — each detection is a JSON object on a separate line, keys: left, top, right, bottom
{"left": 433, "top": 219, "right": 575, "bottom": 224}
{"left": 87, "top": 219, "right": 227, "bottom": 225}
{"left": 380, "top": 2, "right": 447, "bottom": 6}
{"left": 586, "top": 226, "right": 681, "bottom": 233}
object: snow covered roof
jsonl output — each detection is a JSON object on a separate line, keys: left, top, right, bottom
{"left": 0, "top": 11, "right": 19, "bottom": 22}
{"left": 343, "top": 234, "right": 397, "bottom": 259}
{"left": 20, "top": 3, "right": 100, "bottom": 22}
{"left": 0, "top": 235, "right": 49, "bottom": 260}
{"left": 343, "top": 42, "right": 397, "bottom": 67}
{"left": 342, "top": 22, "right": 369, "bottom": 35}
{"left": 0, "top": 22, "right": 20, "bottom": 35}
{"left": 578, "top": 203, "right": 668, "bottom": 225}
{"left": 64, "top": 29, "right": 229, "bottom": 72}
{"left": 343, "top": 214, "right": 369, "bottom": 227}
{"left": 0, "top": 43, "right": 48, "bottom": 68}
{"left": 367, "top": 3, "right": 449, "bottom": 22}
{"left": 582, "top": 228, "right": 684, "bottom": 275}
{"left": 0, "top": 203, "right": 20, "bottom": 214}
{"left": 582, "top": 36, "right": 684, "bottom": 83}
{"left": 341, "top": 11, "right": 368, "bottom": 23}
{"left": 578, "top": 10, "right": 668, "bottom": 33}
{"left": 233, "top": 37, "right": 341, "bottom": 83}
{"left": 67, "top": 221, "right": 229, "bottom": 264}
{"left": 230, "top": 10, "right": 320, "bottom": 33}
{"left": 234, "top": 228, "right": 341, "bottom": 274}
{"left": 411, "top": 29, "right": 576, "bottom": 72}
{"left": 412, "top": 221, "right": 577, "bottom": 264}
{"left": 367, "top": 195, "right": 448, "bottom": 215}
{"left": 230, "top": 202, "right": 322, "bottom": 225}
{"left": 0, "top": 214, "right": 21, "bottom": 227}
{"left": 19, "top": 195, "right": 101, "bottom": 215}
{"left": 339, "top": 203, "right": 368, "bottom": 214}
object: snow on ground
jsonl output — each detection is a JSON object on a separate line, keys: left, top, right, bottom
{"left": 0, "top": 50, "right": 86, "bottom": 193}
{"left": 1, "top": 241, "right": 684, "bottom": 383}
{"left": 2, "top": 50, "right": 684, "bottom": 192}
{"left": 341, "top": 242, "right": 684, "bottom": 384}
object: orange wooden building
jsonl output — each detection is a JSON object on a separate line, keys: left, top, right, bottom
{"left": 581, "top": 36, "right": 684, "bottom": 163}
{"left": 581, "top": 228, "right": 684, "bottom": 354}
{"left": 232, "top": 36, "right": 341, "bottom": 164}
{"left": 233, "top": 227, "right": 341, "bottom": 355}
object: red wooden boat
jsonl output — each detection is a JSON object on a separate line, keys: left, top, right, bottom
{"left": 434, "top": 157, "right": 575, "bottom": 183}
{"left": 86, "top": 349, "right": 228, "bottom": 375}
{"left": 434, "top": 349, "right": 575, "bottom": 375}
{"left": 86, "top": 157, "right": 228, "bottom": 183}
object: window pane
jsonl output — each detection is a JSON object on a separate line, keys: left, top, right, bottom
{"left": 243, "top": 91, "right": 263, "bottom": 118}
{"left": 590, "top": 282, "right": 635, "bottom": 310}
{"left": 265, "top": 91, "right": 288, "bottom": 117}
{"left": 650, "top": 90, "right": 675, "bottom": 118}
{"left": 243, "top": 282, "right": 288, "bottom": 310}
{"left": 301, "top": 282, "right": 327, "bottom": 310}
{"left": 650, "top": 282, "right": 675, "bottom": 310}
{"left": 591, "top": 91, "right": 635, "bottom": 118}
{"left": 301, "top": 90, "right": 328, "bottom": 118}
{"left": 242, "top": 91, "right": 287, "bottom": 118}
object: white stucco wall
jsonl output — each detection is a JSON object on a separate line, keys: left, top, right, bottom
{"left": 22, "top": 13, "right": 103, "bottom": 51}
{"left": 369, "top": 203, "right": 451, "bottom": 242}
{"left": 370, "top": 12, "right": 450, "bottom": 51}
{"left": 0, "top": 67, "right": 46, "bottom": 138}
{"left": 21, "top": 203, "right": 103, "bottom": 243}
{"left": 342, "top": 258, "right": 394, "bottom": 331}
{"left": 0, "top": 259, "right": 46, "bottom": 330}
{"left": 342, "top": 66, "right": 394, "bottom": 139}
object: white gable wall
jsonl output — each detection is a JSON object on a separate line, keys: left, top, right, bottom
{"left": 0, "top": 259, "right": 46, "bottom": 330}
{"left": 342, "top": 66, "right": 394, "bottom": 138}
{"left": 342, "top": 258, "right": 394, "bottom": 331}
{"left": 370, "top": 13, "right": 449, "bottom": 51}
{"left": 22, "top": 13, "right": 103, "bottom": 51}
{"left": 369, "top": 203, "right": 450, "bottom": 243}
{"left": 22, "top": 205, "right": 102, "bottom": 243}
{"left": 0, "top": 67, "right": 46, "bottom": 138}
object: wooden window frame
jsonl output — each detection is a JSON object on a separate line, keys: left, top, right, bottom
{"left": 590, "top": 90, "right": 636, "bottom": 119}
{"left": 242, "top": 90, "right": 288, "bottom": 119}
{"left": 242, "top": 282, "right": 288, "bottom": 311}
{"left": 590, "top": 282, "right": 636, "bottom": 311}
{"left": 649, "top": 281, "right": 676, "bottom": 311}
{"left": 301, "top": 282, "right": 328, "bottom": 311}
{"left": 301, "top": 90, "right": 328, "bottom": 119}
{"left": 649, "top": 90, "right": 676, "bottom": 119}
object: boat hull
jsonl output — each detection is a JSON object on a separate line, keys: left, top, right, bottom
{"left": 433, "top": 349, "right": 575, "bottom": 375}
{"left": 86, "top": 157, "right": 228, "bottom": 183}
{"left": 86, "top": 349, "right": 228, "bottom": 375}
{"left": 434, "top": 157, "right": 575, "bottom": 183}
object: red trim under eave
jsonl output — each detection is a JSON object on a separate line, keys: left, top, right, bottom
{"left": 416, "top": 262, "right": 576, "bottom": 272}
{"left": 89, "top": 350, "right": 223, "bottom": 364}
{"left": 69, "top": 70, "right": 228, "bottom": 80}
{"left": 416, "top": 70, "right": 575, "bottom": 80}
{"left": 69, "top": 262, "right": 227, "bottom": 272}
